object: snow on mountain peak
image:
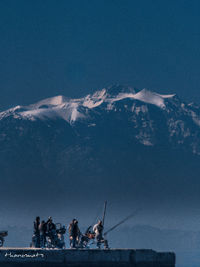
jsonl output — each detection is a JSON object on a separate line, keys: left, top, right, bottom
{"left": 19, "top": 97, "right": 85, "bottom": 123}
{"left": 83, "top": 89, "right": 107, "bottom": 109}
{"left": 82, "top": 86, "right": 175, "bottom": 110}
{"left": 132, "top": 89, "right": 175, "bottom": 108}
{"left": 0, "top": 86, "right": 176, "bottom": 123}
{"left": 109, "top": 88, "right": 175, "bottom": 109}
{"left": 31, "top": 95, "right": 68, "bottom": 108}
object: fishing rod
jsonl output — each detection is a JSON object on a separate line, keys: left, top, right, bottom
{"left": 102, "top": 201, "right": 107, "bottom": 227}
{"left": 104, "top": 208, "right": 140, "bottom": 236}
{"left": 84, "top": 201, "right": 107, "bottom": 234}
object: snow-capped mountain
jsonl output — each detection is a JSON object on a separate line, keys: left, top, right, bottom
{"left": 1, "top": 85, "right": 200, "bottom": 215}
{"left": 1, "top": 85, "right": 200, "bottom": 154}
{"left": 0, "top": 86, "right": 175, "bottom": 123}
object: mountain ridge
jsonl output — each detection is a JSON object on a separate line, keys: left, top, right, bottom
{"left": 0, "top": 85, "right": 200, "bottom": 154}
{"left": 0, "top": 85, "right": 176, "bottom": 123}
{"left": 0, "top": 84, "right": 200, "bottom": 222}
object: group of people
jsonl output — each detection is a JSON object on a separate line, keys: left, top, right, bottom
{"left": 32, "top": 216, "right": 108, "bottom": 249}
{"left": 32, "top": 216, "right": 65, "bottom": 248}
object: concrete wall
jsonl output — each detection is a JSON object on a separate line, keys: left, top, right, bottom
{"left": 0, "top": 248, "right": 176, "bottom": 267}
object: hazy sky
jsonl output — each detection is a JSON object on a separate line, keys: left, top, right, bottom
{"left": 1, "top": 0, "right": 200, "bottom": 109}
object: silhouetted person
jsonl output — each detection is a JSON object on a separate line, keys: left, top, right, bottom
{"left": 33, "top": 216, "right": 40, "bottom": 248}
{"left": 39, "top": 220, "right": 47, "bottom": 248}
{"left": 46, "top": 217, "right": 56, "bottom": 247}
{"left": 68, "top": 219, "right": 80, "bottom": 248}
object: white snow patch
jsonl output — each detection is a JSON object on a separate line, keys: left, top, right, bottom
{"left": 0, "top": 88, "right": 176, "bottom": 123}
{"left": 106, "top": 103, "right": 114, "bottom": 110}
{"left": 190, "top": 111, "right": 200, "bottom": 127}
{"left": 83, "top": 98, "right": 104, "bottom": 109}
{"left": 32, "top": 95, "right": 67, "bottom": 108}
{"left": 110, "top": 89, "right": 175, "bottom": 109}
{"left": 88, "top": 123, "right": 96, "bottom": 127}
{"left": 141, "top": 140, "right": 153, "bottom": 146}
{"left": 18, "top": 99, "right": 85, "bottom": 124}
{"left": 83, "top": 89, "right": 107, "bottom": 109}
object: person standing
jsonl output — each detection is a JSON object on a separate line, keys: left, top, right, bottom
{"left": 39, "top": 220, "right": 47, "bottom": 248}
{"left": 68, "top": 219, "right": 80, "bottom": 248}
{"left": 46, "top": 217, "right": 56, "bottom": 247}
{"left": 33, "top": 216, "right": 40, "bottom": 248}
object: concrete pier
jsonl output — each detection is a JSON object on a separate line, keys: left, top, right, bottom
{"left": 0, "top": 248, "right": 175, "bottom": 267}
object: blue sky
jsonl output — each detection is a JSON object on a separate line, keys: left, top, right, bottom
{"left": 0, "top": 0, "right": 200, "bottom": 108}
